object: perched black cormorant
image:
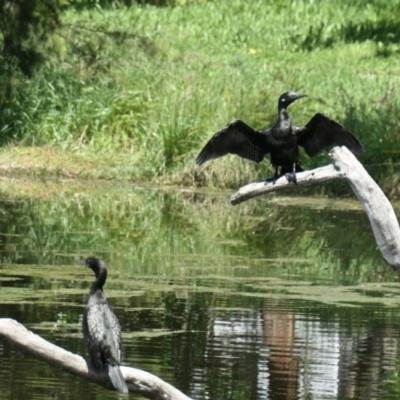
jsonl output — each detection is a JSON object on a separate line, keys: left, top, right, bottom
{"left": 195, "top": 91, "right": 365, "bottom": 182}
{"left": 80, "top": 257, "right": 129, "bottom": 394}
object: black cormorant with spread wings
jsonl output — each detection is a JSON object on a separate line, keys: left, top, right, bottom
{"left": 195, "top": 91, "right": 364, "bottom": 183}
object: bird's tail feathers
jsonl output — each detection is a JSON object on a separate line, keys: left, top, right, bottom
{"left": 108, "top": 363, "right": 129, "bottom": 394}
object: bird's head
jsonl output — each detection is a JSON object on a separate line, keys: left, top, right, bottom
{"left": 78, "top": 257, "right": 107, "bottom": 279}
{"left": 278, "top": 91, "right": 307, "bottom": 111}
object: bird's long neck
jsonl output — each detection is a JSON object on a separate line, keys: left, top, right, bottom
{"left": 90, "top": 268, "right": 107, "bottom": 295}
{"left": 276, "top": 106, "right": 292, "bottom": 131}
{"left": 278, "top": 101, "right": 291, "bottom": 120}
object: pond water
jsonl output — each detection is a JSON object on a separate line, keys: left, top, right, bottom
{"left": 1, "top": 181, "right": 400, "bottom": 400}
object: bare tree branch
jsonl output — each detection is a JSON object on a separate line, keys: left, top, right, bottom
{"left": 0, "top": 318, "right": 193, "bottom": 400}
{"left": 230, "top": 164, "right": 340, "bottom": 205}
{"left": 231, "top": 146, "right": 400, "bottom": 270}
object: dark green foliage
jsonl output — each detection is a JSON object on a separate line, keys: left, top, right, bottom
{"left": 297, "top": 17, "right": 400, "bottom": 53}
{"left": 0, "top": 0, "right": 62, "bottom": 143}
{"left": 281, "top": 0, "right": 400, "bottom": 53}
{"left": 0, "top": 0, "right": 61, "bottom": 76}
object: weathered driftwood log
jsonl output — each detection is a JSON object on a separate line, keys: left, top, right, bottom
{"left": 231, "top": 146, "right": 400, "bottom": 270}
{"left": 0, "top": 318, "right": 193, "bottom": 400}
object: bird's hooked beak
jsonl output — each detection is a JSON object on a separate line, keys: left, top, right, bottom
{"left": 76, "top": 259, "right": 88, "bottom": 267}
{"left": 295, "top": 94, "right": 308, "bottom": 100}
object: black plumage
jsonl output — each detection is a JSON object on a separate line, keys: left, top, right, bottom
{"left": 80, "top": 257, "right": 129, "bottom": 394}
{"left": 195, "top": 91, "right": 364, "bottom": 182}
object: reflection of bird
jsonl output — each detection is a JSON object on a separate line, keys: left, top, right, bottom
{"left": 80, "top": 257, "right": 129, "bottom": 394}
{"left": 195, "top": 91, "right": 364, "bottom": 183}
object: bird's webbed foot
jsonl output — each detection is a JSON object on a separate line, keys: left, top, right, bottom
{"left": 285, "top": 172, "right": 297, "bottom": 184}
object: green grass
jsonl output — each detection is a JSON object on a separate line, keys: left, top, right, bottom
{"left": 3, "top": 0, "right": 400, "bottom": 192}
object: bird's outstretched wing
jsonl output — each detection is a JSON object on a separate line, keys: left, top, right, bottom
{"left": 295, "top": 113, "right": 365, "bottom": 157}
{"left": 195, "top": 119, "right": 270, "bottom": 165}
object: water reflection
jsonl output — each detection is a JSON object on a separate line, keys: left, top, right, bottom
{"left": 185, "top": 300, "right": 400, "bottom": 400}
{"left": 0, "top": 184, "right": 400, "bottom": 399}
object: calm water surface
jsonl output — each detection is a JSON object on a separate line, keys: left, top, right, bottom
{"left": 1, "top": 182, "right": 400, "bottom": 400}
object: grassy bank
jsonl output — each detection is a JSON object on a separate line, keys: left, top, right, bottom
{"left": 2, "top": 0, "right": 400, "bottom": 194}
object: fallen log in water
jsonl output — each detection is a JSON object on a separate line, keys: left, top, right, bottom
{"left": 0, "top": 318, "right": 193, "bottom": 400}
{"left": 231, "top": 146, "right": 400, "bottom": 270}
